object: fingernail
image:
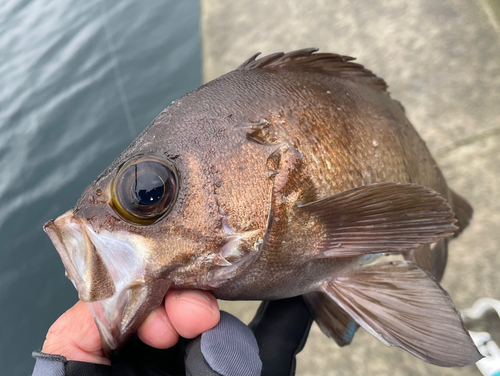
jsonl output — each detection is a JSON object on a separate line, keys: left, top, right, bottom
{"left": 176, "top": 290, "right": 215, "bottom": 314}
{"left": 141, "top": 310, "right": 157, "bottom": 332}
{"left": 155, "top": 308, "right": 176, "bottom": 331}
{"left": 144, "top": 308, "right": 175, "bottom": 332}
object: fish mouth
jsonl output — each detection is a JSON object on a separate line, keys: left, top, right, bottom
{"left": 44, "top": 211, "right": 170, "bottom": 354}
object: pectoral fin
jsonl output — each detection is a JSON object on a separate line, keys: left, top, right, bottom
{"left": 297, "top": 183, "right": 457, "bottom": 257}
{"left": 320, "top": 261, "right": 482, "bottom": 366}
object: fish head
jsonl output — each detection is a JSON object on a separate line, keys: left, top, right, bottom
{"left": 43, "top": 89, "right": 276, "bottom": 353}
{"left": 42, "top": 154, "right": 179, "bottom": 353}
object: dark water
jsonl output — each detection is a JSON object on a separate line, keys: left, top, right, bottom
{"left": 0, "top": 1, "right": 201, "bottom": 374}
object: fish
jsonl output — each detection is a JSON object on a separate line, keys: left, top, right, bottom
{"left": 44, "top": 48, "right": 482, "bottom": 366}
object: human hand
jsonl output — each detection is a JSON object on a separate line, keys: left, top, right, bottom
{"left": 41, "top": 289, "right": 220, "bottom": 365}
{"left": 39, "top": 295, "right": 312, "bottom": 376}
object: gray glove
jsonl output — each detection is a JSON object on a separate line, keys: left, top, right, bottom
{"left": 32, "top": 296, "right": 313, "bottom": 376}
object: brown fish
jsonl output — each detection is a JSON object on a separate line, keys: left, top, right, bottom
{"left": 44, "top": 48, "right": 482, "bottom": 366}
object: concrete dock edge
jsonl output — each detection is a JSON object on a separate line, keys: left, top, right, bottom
{"left": 201, "top": 1, "right": 500, "bottom": 374}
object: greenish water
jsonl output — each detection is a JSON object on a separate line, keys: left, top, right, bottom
{"left": 0, "top": 1, "right": 201, "bottom": 374}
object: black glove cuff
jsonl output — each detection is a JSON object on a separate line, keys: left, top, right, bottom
{"left": 32, "top": 352, "right": 112, "bottom": 376}
{"left": 249, "top": 296, "right": 313, "bottom": 376}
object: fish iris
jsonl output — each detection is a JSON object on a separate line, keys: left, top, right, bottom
{"left": 111, "top": 155, "right": 178, "bottom": 224}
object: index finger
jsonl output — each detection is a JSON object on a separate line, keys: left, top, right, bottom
{"left": 137, "top": 290, "right": 220, "bottom": 349}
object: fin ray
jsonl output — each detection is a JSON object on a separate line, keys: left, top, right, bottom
{"left": 304, "top": 292, "right": 358, "bottom": 346}
{"left": 321, "top": 261, "right": 482, "bottom": 366}
{"left": 237, "top": 48, "right": 388, "bottom": 93}
{"left": 297, "top": 183, "right": 457, "bottom": 258}
{"left": 404, "top": 239, "right": 448, "bottom": 282}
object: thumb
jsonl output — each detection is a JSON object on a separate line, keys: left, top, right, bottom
{"left": 42, "top": 301, "right": 110, "bottom": 365}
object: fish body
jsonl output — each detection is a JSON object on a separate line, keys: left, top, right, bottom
{"left": 44, "top": 49, "right": 481, "bottom": 366}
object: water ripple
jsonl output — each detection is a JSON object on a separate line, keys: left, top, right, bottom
{"left": 0, "top": 1, "right": 200, "bottom": 373}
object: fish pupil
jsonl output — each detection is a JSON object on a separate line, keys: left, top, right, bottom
{"left": 132, "top": 172, "right": 164, "bottom": 206}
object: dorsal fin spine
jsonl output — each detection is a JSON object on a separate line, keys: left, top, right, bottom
{"left": 237, "top": 48, "right": 389, "bottom": 94}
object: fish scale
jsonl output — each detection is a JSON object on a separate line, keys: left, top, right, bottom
{"left": 44, "top": 48, "right": 480, "bottom": 366}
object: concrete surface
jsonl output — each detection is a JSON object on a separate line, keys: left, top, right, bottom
{"left": 201, "top": 1, "right": 500, "bottom": 375}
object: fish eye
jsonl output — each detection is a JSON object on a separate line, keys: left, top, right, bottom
{"left": 111, "top": 155, "right": 178, "bottom": 225}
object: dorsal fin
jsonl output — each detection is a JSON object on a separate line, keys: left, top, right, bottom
{"left": 237, "top": 48, "right": 389, "bottom": 93}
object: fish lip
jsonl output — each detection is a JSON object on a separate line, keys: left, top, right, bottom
{"left": 43, "top": 212, "right": 115, "bottom": 302}
{"left": 44, "top": 214, "right": 95, "bottom": 299}
{"left": 44, "top": 211, "right": 170, "bottom": 353}
{"left": 44, "top": 219, "right": 71, "bottom": 273}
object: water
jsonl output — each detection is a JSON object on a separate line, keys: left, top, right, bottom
{"left": 0, "top": 1, "right": 201, "bottom": 374}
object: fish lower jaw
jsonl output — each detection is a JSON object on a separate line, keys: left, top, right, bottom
{"left": 44, "top": 211, "right": 164, "bottom": 353}
{"left": 43, "top": 212, "right": 112, "bottom": 301}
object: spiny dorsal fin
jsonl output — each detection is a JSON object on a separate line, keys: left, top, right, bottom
{"left": 237, "top": 48, "right": 389, "bottom": 93}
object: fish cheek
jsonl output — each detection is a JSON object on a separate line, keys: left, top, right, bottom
{"left": 210, "top": 143, "right": 273, "bottom": 234}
